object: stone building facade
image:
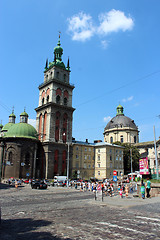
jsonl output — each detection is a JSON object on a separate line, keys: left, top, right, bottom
{"left": 94, "top": 142, "right": 124, "bottom": 180}
{"left": 72, "top": 139, "right": 95, "bottom": 180}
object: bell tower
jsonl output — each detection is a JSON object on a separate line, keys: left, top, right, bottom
{"left": 35, "top": 36, "right": 75, "bottom": 178}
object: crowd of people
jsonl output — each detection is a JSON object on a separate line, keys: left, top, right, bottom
{"left": 69, "top": 180, "right": 137, "bottom": 198}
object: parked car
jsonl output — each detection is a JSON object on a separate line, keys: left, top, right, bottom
{"left": 31, "top": 180, "right": 47, "bottom": 189}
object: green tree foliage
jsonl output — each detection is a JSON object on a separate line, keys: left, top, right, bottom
{"left": 114, "top": 142, "right": 140, "bottom": 174}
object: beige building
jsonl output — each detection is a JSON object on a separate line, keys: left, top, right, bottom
{"left": 72, "top": 139, "right": 95, "bottom": 180}
{"left": 135, "top": 140, "right": 160, "bottom": 175}
{"left": 94, "top": 142, "right": 124, "bottom": 180}
{"left": 104, "top": 105, "right": 139, "bottom": 144}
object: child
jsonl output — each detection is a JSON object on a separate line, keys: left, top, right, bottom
{"left": 119, "top": 188, "right": 123, "bottom": 198}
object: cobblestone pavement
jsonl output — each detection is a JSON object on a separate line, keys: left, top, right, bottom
{"left": 0, "top": 183, "right": 160, "bottom": 240}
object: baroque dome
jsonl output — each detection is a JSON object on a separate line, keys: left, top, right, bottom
{"left": 104, "top": 104, "right": 138, "bottom": 131}
{"left": 6, "top": 122, "right": 38, "bottom": 140}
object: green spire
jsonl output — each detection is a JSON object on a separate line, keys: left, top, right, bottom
{"left": 116, "top": 104, "right": 124, "bottom": 116}
{"left": 54, "top": 35, "right": 63, "bottom": 61}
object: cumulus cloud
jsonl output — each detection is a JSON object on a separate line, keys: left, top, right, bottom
{"left": 122, "top": 96, "right": 133, "bottom": 103}
{"left": 67, "top": 12, "right": 95, "bottom": 42}
{"left": 98, "top": 9, "right": 134, "bottom": 35}
{"left": 67, "top": 9, "right": 134, "bottom": 42}
{"left": 103, "top": 116, "right": 112, "bottom": 122}
{"left": 28, "top": 119, "right": 36, "bottom": 128}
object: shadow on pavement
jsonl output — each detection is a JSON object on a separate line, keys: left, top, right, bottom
{"left": 0, "top": 183, "right": 24, "bottom": 190}
{"left": 0, "top": 218, "right": 71, "bottom": 240}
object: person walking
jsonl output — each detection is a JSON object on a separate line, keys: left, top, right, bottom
{"left": 141, "top": 183, "right": 145, "bottom": 199}
{"left": 125, "top": 185, "right": 129, "bottom": 198}
{"left": 146, "top": 178, "right": 151, "bottom": 198}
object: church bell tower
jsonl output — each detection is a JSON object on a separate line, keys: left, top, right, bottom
{"left": 35, "top": 36, "right": 75, "bottom": 178}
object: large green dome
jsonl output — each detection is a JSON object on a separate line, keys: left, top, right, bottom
{"left": 6, "top": 123, "right": 38, "bottom": 140}
{"left": 2, "top": 123, "right": 15, "bottom": 135}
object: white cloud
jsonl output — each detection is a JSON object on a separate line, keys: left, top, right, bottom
{"left": 103, "top": 116, "right": 112, "bottom": 122}
{"left": 67, "top": 9, "right": 134, "bottom": 42}
{"left": 122, "top": 96, "right": 133, "bottom": 103}
{"left": 28, "top": 119, "right": 36, "bottom": 128}
{"left": 101, "top": 40, "right": 108, "bottom": 49}
{"left": 67, "top": 12, "right": 95, "bottom": 42}
{"left": 98, "top": 9, "right": 134, "bottom": 35}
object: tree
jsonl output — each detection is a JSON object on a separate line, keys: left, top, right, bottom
{"left": 114, "top": 142, "right": 140, "bottom": 175}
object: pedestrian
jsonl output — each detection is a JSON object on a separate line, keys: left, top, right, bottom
{"left": 141, "top": 183, "right": 145, "bottom": 199}
{"left": 125, "top": 185, "right": 129, "bottom": 198}
{"left": 15, "top": 179, "right": 18, "bottom": 189}
{"left": 119, "top": 188, "right": 123, "bottom": 198}
{"left": 146, "top": 178, "right": 151, "bottom": 198}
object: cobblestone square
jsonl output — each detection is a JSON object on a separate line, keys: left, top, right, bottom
{"left": 0, "top": 184, "right": 160, "bottom": 240}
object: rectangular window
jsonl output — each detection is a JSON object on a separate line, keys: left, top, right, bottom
{"left": 89, "top": 148, "right": 91, "bottom": 152}
{"left": 76, "top": 162, "right": 79, "bottom": 168}
{"left": 98, "top": 171, "right": 100, "bottom": 175}
{"left": 98, "top": 155, "right": 100, "bottom": 161}
{"left": 85, "top": 148, "right": 87, "bottom": 151}
{"left": 76, "top": 146, "right": 79, "bottom": 151}
{"left": 76, "top": 155, "right": 79, "bottom": 159}
{"left": 98, "top": 163, "right": 100, "bottom": 168}
{"left": 110, "top": 155, "right": 112, "bottom": 161}
{"left": 84, "top": 155, "right": 87, "bottom": 160}
{"left": 98, "top": 149, "right": 100, "bottom": 153}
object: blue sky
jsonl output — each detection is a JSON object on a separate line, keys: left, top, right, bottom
{"left": 1, "top": 0, "right": 160, "bottom": 143}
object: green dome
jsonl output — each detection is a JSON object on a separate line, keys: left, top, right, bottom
{"left": 2, "top": 123, "right": 15, "bottom": 132}
{"left": 9, "top": 113, "right": 16, "bottom": 118}
{"left": 20, "top": 111, "right": 29, "bottom": 117}
{"left": 6, "top": 123, "right": 38, "bottom": 140}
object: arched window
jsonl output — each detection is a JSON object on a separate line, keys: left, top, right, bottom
{"left": 41, "top": 90, "right": 45, "bottom": 105}
{"left": 56, "top": 95, "right": 60, "bottom": 104}
{"left": 43, "top": 112, "right": 47, "bottom": 141}
{"left": 62, "top": 150, "right": 67, "bottom": 175}
{"left": 54, "top": 150, "right": 59, "bottom": 175}
{"left": 120, "top": 135, "right": 123, "bottom": 143}
{"left": 64, "top": 97, "right": 67, "bottom": 106}
{"left": 56, "top": 88, "right": 62, "bottom": 104}
{"left": 25, "top": 153, "right": 30, "bottom": 167}
{"left": 8, "top": 152, "right": 13, "bottom": 163}
{"left": 63, "top": 90, "right": 68, "bottom": 106}
{"left": 55, "top": 112, "right": 60, "bottom": 142}
{"left": 110, "top": 136, "right": 113, "bottom": 143}
{"left": 39, "top": 114, "right": 42, "bottom": 140}
{"left": 46, "top": 88, "right": 50, "bottom": 103}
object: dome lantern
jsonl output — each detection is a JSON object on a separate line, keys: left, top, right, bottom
{"left": 116, "top": 104, "right": 124, "bottom": 116}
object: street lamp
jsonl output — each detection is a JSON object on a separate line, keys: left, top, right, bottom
{"left": 63, "top": 132, "right": 70, "bottom": 187}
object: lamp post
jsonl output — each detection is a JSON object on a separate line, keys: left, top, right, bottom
{"left": 0, "top": 142, "right": 5, "bottom": 182}
{"left": 67, "top": 142, "right": 70, "bottom": 187}
{"left": 153, "top": 126, "right": 159, "bottom": 179}
{"left": 63, "top": 132, "right": 71, "bottom": 187}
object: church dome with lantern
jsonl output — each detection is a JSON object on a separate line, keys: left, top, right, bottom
{"left": 104, "top": 105, "right": 139, "bottom": 144}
